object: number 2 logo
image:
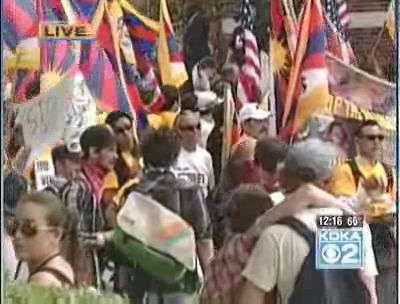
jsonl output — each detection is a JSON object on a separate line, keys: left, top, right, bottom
{"left": 341, "top": 244, "right": 359, "bottom": 264}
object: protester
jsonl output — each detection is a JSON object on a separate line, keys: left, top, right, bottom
{"left": 148, "top": 85, "right": 181, "bottom": 129}
{"left": 220, "top": 104, "right": 271, "bottom": 194}
{"left": 329, "top": 120, "right": 395, "bottom": 202}
{"left": 183, "top": 3, "right": 211, "bottom": 76}
{"left": 4, "top": 172, "right": 29, "bottom": 282}
{"left": 211, "top": 136, "right": 288, "bottom": 248}
{"left": 45, "top": 145, "right": 81, "bottom": 195}
{"left": 239, "top": 139, "right": 378, "bottom": 304}
{"left": 328, "top": 120, "right": 396, "bottom": 304}
{"left": 195, "top": 91, "right": 222, "bottom": 148}
{"left": 94, "top": 127, "right": 213, "bottom": 304}
{"left": 61, "top": 124, "right": 118, "bottom": 288}
{"left": 175, "top": 109, "right": 215, "bottom": 200}
{"left": 105, "top": 112, "right": 141, "bottom": 186}
{"left": 104, "top": 112, "right": 142, "bottom": 227}
{"left": 253, "top": 136, "right": 288, "bottom": 193}
{"left": 12, "top": 191, "right": 75, "bottom": 287}
{"left": 224, "top": 184, "right": 273, "bottom": 238}
{"left": 192, "top": 57, "right": 217, "bottom": 92}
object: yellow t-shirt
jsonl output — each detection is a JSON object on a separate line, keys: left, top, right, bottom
{"left": 103, "top": 171, "right": 119, "bottom": 190}
{"left": 328, "top": 160, "right": 396, "bottom": 200}
{"left": 148, "top": 111, "right": 177, "bottom": 129}
{"left": 112, "top": 178, "right": 140, "bottom": 208}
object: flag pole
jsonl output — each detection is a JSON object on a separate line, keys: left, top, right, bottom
{"left": 367, "top": 26, "right": 385, "bottom": 63}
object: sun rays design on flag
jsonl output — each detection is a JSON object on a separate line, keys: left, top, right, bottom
{"left": 40, "top": 41, "right": 77, "bottom": 93}
{"left": 271, "top": 38, "right": 290, "bottom": 77}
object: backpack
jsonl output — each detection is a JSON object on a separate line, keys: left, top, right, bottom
{"left": 346, "top": 159, "right": 393, "bottom": 193}
{"left": 346, "top": 159, "right": 397, "bottom": 271}
{"left": 111, "top": 172, "right": 203, "bottom": 295}
{"left": 279, "top": 217, "right": 371, "bottom": 304}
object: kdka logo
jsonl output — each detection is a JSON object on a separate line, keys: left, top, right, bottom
{"left": 316, "top": 228, "right": 364, "bottom": 269}
{"left": 39, "top": 23, "right": 95, "bottom": 41}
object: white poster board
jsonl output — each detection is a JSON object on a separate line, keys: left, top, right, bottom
{"left": 63, "top": 72, "right": 97, "bottom": 152}
{"left": 15, "top": 74, "right": 75, "bottom": 165}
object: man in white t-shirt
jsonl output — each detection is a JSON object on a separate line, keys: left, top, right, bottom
{"left": 239, "top": 139, "right": 378, "bottom": 304}
{"left": 175, "top": 109, "right": 215, "bottom": 199}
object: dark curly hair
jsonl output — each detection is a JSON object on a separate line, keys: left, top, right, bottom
{"left": 140, "top": 127, "right": 181, "bottom": 168}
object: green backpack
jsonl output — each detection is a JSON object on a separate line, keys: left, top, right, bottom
{"left": 109, "top": 188, "right": 203, "bottom": 294}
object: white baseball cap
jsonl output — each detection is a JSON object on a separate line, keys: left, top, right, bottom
{"left": 195, "top": 91, "right": 223, "bottom": 111}
{"left": 238, "top": 103, "right": 272, "bottom": 124}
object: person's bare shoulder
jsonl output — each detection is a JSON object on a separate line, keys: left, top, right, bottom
{"left": 29, "top": 272, "right": 63, "bottom": 288}
{"left": 231, "top": 138, "right": 256, "bottom": 162}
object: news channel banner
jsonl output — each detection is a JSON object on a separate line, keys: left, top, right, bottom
{"left": 316, "top": 215, "right": 365, "bottom": 269}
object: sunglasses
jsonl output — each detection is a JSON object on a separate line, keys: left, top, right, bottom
{"left": 115, "top": 125, "right": 132, "bottom": 134}
{"left": 363, "top": 134, "right": 385, "bottom": 142}
{"left": 8, "top": 219, "right": 55, "bottom": 238}
{"left": 179, "top": 123, "right": 201, "bottom": 132}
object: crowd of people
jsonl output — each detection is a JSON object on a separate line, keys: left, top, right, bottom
{"left": 3, "top": 53, "right": 397, "bottom": 304}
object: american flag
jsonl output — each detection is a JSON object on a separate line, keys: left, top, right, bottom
{"left": 227, "top": 0, "right": 261, "bottom": 110}
{"left": 325, "top": 0, "right": 356, "bottom": 64}
{"left": 325, "top": 0, "right": 350, "bottom": 40}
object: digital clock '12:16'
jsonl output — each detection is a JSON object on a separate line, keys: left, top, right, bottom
{"left": 317, "top": 215, "right": 364, "bottom": 228}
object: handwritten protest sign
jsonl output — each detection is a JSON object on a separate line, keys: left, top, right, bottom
{"left": 15, "top": 74, "right": 75, "bottom": 165}
{"left": 63, "top": 72, "right": 97, "bottom": 152}
{"left": 34, "top": 147, "right": 55, "bottom": 191}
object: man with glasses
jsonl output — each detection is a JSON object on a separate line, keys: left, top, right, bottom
{"left": 328, "top": 120, "right": 396, "bottom": 304}
{"left": 175, "top": 109, "right": 215, "bottom": 200}
{"left": 328, "top": 120, "right": 395, "bottom": 201}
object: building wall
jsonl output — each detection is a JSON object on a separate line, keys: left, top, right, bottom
{"left": 347, "top": 0, "right": 394, "bottom": 78}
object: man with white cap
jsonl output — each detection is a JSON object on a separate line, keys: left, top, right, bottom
{"left": 231, "top": 103, "right": 272, "bottom": 173}
{"left": 220, "top": 103, "right": 272, "bottom": 195}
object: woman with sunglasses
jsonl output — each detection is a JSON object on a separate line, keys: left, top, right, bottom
{"left": 4, "top": 171, "right": 29, "bottom": 281}
{"left": 104, "top": 112, "right": 142, "bottom": 228}
{"left": 12, "top": 191, "right": 75, "bottom": 287}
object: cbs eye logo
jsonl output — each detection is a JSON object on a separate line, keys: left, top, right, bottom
{"left": 321, "top": 243, "right": 358, "bottom": 264}
{"left": 317, "top": 229, "right": 364, "bottom": 269}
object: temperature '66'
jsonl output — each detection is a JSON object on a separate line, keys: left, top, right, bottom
{"left": 316, "top": 228, "right": 364, "bottom": 269}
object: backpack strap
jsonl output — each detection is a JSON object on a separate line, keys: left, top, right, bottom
{"left": 346, "top": 159, "right": 365, "bottom": 189}
{"left": 278, "top": 217, "right": 314, "bottom": 248}
{"left": 36, "top": 267, "right": 74, "bottom": 287}
{"left": 381, "top": 163, "right": 394, "bottom": 193}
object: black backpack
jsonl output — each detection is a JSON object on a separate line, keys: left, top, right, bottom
{"left": 346, "top": 159, "right": 397, "bottom": 271}
{"left": 278, "top": 217, "right": 371, "bottom": 304}
{"left": 346, "top": 159, "right": 394, "bottom": 193}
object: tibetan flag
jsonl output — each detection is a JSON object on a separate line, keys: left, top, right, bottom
{"left": 60, "top": 0, "right": 106, "bottom": 31}
{"left": 7, "top": 38, "right": 40, "bottom": 70}
{"left": 40, "top": 41, "right": 79, "bottom": 93}
{"left": 80, "top": 40, "right": 131, "bottom": 114}
{"left": 385, "top": 0, "right": 395, "bottom": 41}
{"left": 39, "top": 0, "right": 66, "bottom": 21}
{"left": 13, "top": 69, "right": 40, "bottom": 102}
{"left": 38, "top": 0, "right": 78, "bottom": 93}
{"left": 158, "top": 0, "right": 188, "bottom": 87}
{"left": 121, "top": 0, "right": 164, "bottom": 112}
{"left": 270, "top": 0, "right": 296, "bottom": 134}
{"left": 105, "top": 0, "right": 144, "bottom": 118}
{"left": 4, "top": 0, "right": 38, "bottom": 49}
{"left": 282, "top": 0, "right": 330, "bottom": 135}
{"left": 120, "top": 0, "right": 159, "bottom": 66}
